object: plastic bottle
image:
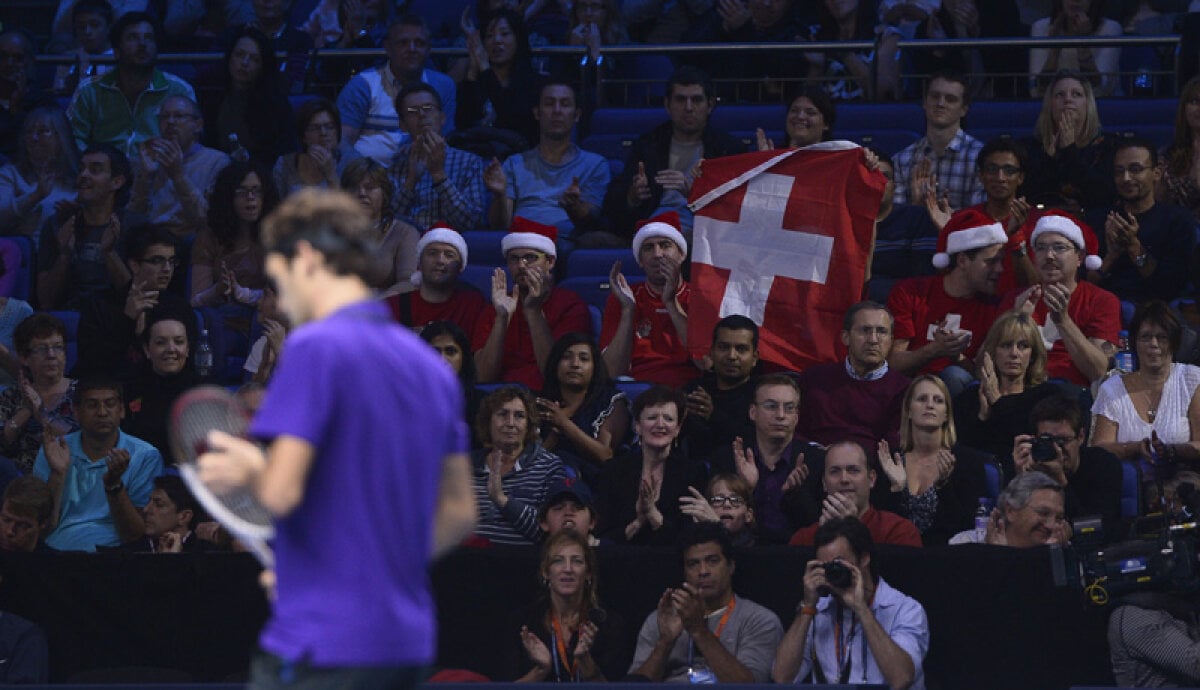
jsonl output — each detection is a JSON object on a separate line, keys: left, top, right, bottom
{"left": 196, "top": 329, "right": 213, "bottom": 378}
{"left": 974, "top": 497, "right": 992, "bottom": 542}
{"left": 228, "top": 134, "right": 250, "bottom": 163}
{"left": 1115, "top": 330, "right": 1135, "bottom": 374}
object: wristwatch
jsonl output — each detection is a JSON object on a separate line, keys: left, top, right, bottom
{"left": 1134, "top": 253, "right": 1148, "bottom": 268}
{"left": 104, "top": 481, "right": 124, "bottom": 495}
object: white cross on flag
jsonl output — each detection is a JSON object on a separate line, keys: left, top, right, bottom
{"left": 687, "top": 143, "right": 886, "bottom": 371}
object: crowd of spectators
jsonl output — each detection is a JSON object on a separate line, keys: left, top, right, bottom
{"left": 2, "top": 0, "right": 1200, "bottom": 685}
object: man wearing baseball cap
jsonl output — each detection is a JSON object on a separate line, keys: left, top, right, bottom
{"left": 539, "top": 476, "right": 599, "bottom": 544}
{"left": 476, "top": 217, "right": 590, "bottom": 389}
{"left": 601, "top": 211, "right": 699, "bottom": 388}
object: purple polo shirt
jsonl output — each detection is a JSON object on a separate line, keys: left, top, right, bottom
{"left": 250, "top": 300, "right": 467, "bottom": 667}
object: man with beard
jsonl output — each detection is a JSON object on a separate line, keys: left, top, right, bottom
{"left": 385, "top": 224, "right": 495, "bottom": 354}
{"left": 601, "top": 211, "right": 698, "bottom": 388}
{"left": 128, "top": 96, "right": 229, "bottom": 238}
{"left": 475, "top": 217, "right": 590, "bottom": 389}
{"left": 67, "top": 11, "right": 195, "bottom": 154}
{"left": 604, "top": 66, "right": 742, "bottom": 239}
{"left": 1001, "top": 211, "right": 1118, "bottom": 386}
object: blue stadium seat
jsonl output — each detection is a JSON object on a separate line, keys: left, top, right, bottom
{"left": 461, "top": 230, "right": 505, "bottom": 267}
{"left": 48, "top": 310, "right": 80, "bottom": 374}
{"left": 589, "top": 108, "right": 666, "bottom": 136}
{"left": 460, "top": 265, "right": 499, "bottom": 296}
{"left": 566, "top": 249, "right": 641, "bottom": 278}
{"left": 559, "top": 276, "right": 613, "bottom": 312}
{"left": 1, "top": 235, "right": 34, "bottom": 302}
{"left": 1120, "top": 460, "right": 1143, "bottom": 518}
{"left": 616, "top": 380, "right": 653, "bottom": 402}
{"left": 588, "top": 304, "right": 601, "bottom": 338}
{"left": 982, "top": 459, "right": 1003, "bottom": 502}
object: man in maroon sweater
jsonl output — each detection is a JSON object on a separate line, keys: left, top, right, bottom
{"left": 796, "top": 302, "right": 909, "bottom": 450}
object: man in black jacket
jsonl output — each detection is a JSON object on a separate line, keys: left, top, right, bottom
{"left": 602, "top": 66, "right": 744, "bottom": 239}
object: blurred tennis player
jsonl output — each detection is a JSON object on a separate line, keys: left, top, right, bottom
{"left": 197, "top": 188, "right": 476, "bottom": 689}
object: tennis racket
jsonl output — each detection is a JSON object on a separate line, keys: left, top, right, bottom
{"left": 170, "top": 385, "right": 275, "bottom": 568}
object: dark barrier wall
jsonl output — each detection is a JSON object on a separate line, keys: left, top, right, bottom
{"left": 0, "top": 544, "right": 1113, "bottom": 688}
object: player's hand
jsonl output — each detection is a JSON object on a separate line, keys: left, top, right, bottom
{"left": 196, "top": 430, "right": 266, "bottom": 495}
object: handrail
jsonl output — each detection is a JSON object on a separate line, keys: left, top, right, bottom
{"left": 31, "top": 32, "right": 1182, "bottom": 64}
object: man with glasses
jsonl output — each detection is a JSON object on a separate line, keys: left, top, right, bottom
{"left": 74, "top": 226, "right": 192, "bottom": 380}
{"left": 390, "top": 82, "right": 484, "bottom": 232}
{"left": 337, "top": 15, "right": 455, "bottom": 165}
{"left": 1002, "top": 211, "right": 1119, "bottom": 385}
{"left": 476, "top": 217, "right": 590, "bottom": 388}
{"left": 711, "top": 374, "right": 826, "bottom": 543}
{"left": 1010, "top": 395, "right": 1122, "bottom": 530}
{"left": 1085, "top": 138, "right": 1196, "bottom": 319}
{"left": 67, "top": 12, "right": 195, "bottom": 155}
{"left": 952, "top": 470, "right": 1070, "bottom": 546}
{"left": 33, "top": 375, "right": 163, "bottom": 552}
{"left": 129, "top": 96, "right": 230, "bottom": 239}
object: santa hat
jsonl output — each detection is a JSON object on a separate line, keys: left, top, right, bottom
{"left": 632, "top": 210, "right": 687, "bottom": 256}
{"left": 502, "top": 216, "right": 558, "bottom": 257}
{"left": 410, "top": 223, "right": 468, "bottom": 287}
{"left": 932, "top": 208, "right": 1009, "bottom": 269}
{"left": 1028, "top": 210, "right": 1102, "bottom": 271}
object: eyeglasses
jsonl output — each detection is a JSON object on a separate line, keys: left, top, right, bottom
{"left": 757, "top": 401, "right": 799, "bottom": 415}
{"left": 1039, "top": 434, "right": 1075, "bottom": 447}
{"left": 235, "top": 186, "right": 263, "bottom": 199}
{"left": 141, "top": 255, "right": 180, "bottom": 268}
{"left": 1032, "top": 242, "right": 1075, "bottom": 256}
{"left": 506, "top": 251, "right": 546, "bottom": 265}
{"left": 708, "top": 495, "right": 746, "bottom": 508}
{"left": 981, "top": 163, "right": 1021, "bottom": 176}
{"left": 1027, "top": 506, "right": 1067, "bottom": 525}
{"left": 27, "top": 343, "right": 66, "bottom": 357}
{"left": 1113, "top": 164, "right": 1150, "bottom": 176}
{"left": 402, "top": 104, "right": 438, "bottom": 116}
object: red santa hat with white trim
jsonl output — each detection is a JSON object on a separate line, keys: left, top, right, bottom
{"left": 632, "top": 210, "right": 687, "bottom": 256}
{"left": 410, "top": 222, "right": 468, "bottom": 287}
{"left": 1027, "top": 209, "right": 1102, "bottom": 271}
{"left": 931, "top": 208, "right": 1009, "bottom": 269}
{"left": 502, "top": 216, "right": 558, "bottom": 257}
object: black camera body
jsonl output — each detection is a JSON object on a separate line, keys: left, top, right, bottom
{"left": 820, "top": 560, "right": 854, "bottom": 594}
{"left": 1031, "top": 434, "right": 1060, "bottom": 463}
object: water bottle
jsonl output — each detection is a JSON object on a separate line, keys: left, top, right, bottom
{"left": 974, "top": 498, "right": 992, "bottom": 542}
{"left": 1115, "top": 330, "right": 1135, "bottom": 374}
{"left": 196, "top": 329, "right": 213, "bottom": 378}
{"left": 228, "top": 133, "right": 250, "bottom": 163}
{"left": 1133, "top": 69, "right": 1153, "bottom": 98}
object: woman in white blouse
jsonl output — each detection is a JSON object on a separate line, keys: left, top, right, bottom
{"left": 0, "top": 107, "right": 77, "bottom": 241}
{"left": 1092, "top": 301, "right": 1200, "bottom": 494}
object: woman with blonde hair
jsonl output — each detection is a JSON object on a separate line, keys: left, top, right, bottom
{"left": 955, "top": 311, "right": 1062, "bottom": 459}
{"left": 877, "top": 374, "right": 989, "bottom": 545}
{"left": 0, "top": 107, "right": 78, "bottom": 240}
{"left": 505, "top": 529, "right": 628, "bottom": 682}
{"left": 1020, "top": 70, "right": 1117, "bottom": 212}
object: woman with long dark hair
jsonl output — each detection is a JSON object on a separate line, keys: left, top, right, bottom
{"left": 420, "top": 320, "right": 483, "bottom": 434}
{"left": 1161, "top": 76, "right": 1200, "bottom": 222}
{"left": 202, "top": 27, "right": 296, "bottom": 165}
{"left": 537, "top": 332, "right": 629, "bottom": 483}
{"left": 192, "top": 160, "right": 277, "bottom": 310}
{"left": 457, "top": 9, "right": 539, "bottom": 148}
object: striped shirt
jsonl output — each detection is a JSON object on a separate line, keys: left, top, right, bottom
{"left": 471, "top": 443, "right": 566, "bottom": 546}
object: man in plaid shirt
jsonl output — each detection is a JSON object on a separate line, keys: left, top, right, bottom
{"left": 891, "top": 71, "right": 985, "bottom": 212}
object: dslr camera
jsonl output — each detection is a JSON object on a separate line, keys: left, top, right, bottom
{"left": 1030, "top": 434, "right": 1061, "bottom": 463}
{"left": 819, "top": 560, "right": 854, "bottom": 595}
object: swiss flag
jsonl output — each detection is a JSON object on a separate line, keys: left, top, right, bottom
{"left": 687, "top": 143, "right": 886, "bottom": 371}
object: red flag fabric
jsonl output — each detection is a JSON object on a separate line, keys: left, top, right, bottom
{"left": 687, "top": 143, "right": 886, "bottom": 371}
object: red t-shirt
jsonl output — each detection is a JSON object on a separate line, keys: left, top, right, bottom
{"left": 965, "top": 202, "right": 1026, "bottom": 297}
{"left": 887, "top": 275, "right": 1002, "bottom": 374}
{"left": 599, "top": 281, "right": 698, "bottom": 388}
{"left": 1000, "top": 280, "right": 1120, "bottom": 385}
{"left": 788, "top": 507, "right": 923, "bottom": 547}
{"left": 500, "top": 286, "right": 592, "bottom": 389}
{"left": 385, "top": 287, "right": 495, "bottom": 352}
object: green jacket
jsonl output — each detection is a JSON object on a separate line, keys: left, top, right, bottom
{"left": 67, "top": 68, "right": 196, "bottom": 156}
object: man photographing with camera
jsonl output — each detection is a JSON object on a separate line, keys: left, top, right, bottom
{"left": 773, "top": 517, "right": 929, "bottom": 690}
{"left": 1010, "top": 395, "right": 1123, "bottom": 530}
